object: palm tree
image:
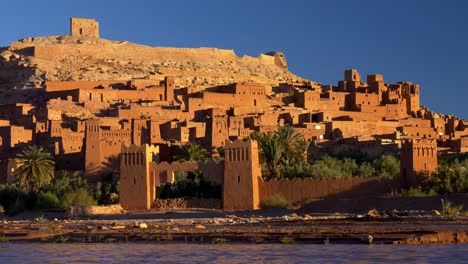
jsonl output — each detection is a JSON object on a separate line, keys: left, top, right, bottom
{"left": 251, "top": 126, "right": 309, "bottom": 179}
{"left": 276, "top": 126, "right": 310, "bottom": 164}
{"left": 251, "top": 131, "right": 284, "bottom": 179}
{"left": 173, "top": 142, "right": 209, "bottom": 162}
{"left": 15, "top": 145, "right": 55, "bottom": 192}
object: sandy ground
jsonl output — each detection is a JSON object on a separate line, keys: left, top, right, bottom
{"left": 1, "top": 209, "right": 467, "bottom": 244}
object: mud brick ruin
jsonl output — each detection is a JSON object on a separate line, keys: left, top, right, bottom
{"left": 0, "top": 18, "right": 466, "bottom": 210}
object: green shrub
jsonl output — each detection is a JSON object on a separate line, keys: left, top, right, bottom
{"left": 400, "top": 187, "right": 437, "bottom": 197}
{"left": 36, "top": 192, "right": 61, "bottom": 209}
{"left": 428, "top": 159, "right": 468, "bottom": 194}
{"left": 280, "top": 237, "right": 294, "bottom": 244}
{"left": 260, "top": 194, "right": 290, "bottom": 209}
{"left": 0, "top": 185, "right": 27, "bottom": 216}
{"left": 0, "top": 204, "right": 4, "bottom": 213}
{"left": 212, "top": 237, "right": 228, "bottom": 244}
{"left": 158, "top": 171, "right": 221, "bottom": 199}
{"left": 372, "top": 155, "right": 400, "bottom": 179}
{"left": 280, "top": 162, "right": 314, "bottom": 179}
{"left": 0, "top": 184, "right": 23, "bottom": 212}
{"left": 0, "top": 235, "right": 8, "bottom": 243}
{"left": 94, "top": 181, "right": 120, "bottom": 205}
{"left": 8, "top": 196, "right": 25, "bottom": 216}
{"left": 441, "top": 199, "right": 464, "bottom": 216}
{"left": 55, "top": 235, "right": 70, "bottom": 243}
{"left": 62, "top": 188, "right": 97, "bottom": 208}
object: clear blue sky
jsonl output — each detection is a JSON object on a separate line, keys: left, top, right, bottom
{"left": 1, "top": 0, "right": 467, "bottom": 119}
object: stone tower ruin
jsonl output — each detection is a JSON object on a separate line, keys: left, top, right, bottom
{"left": 84, "top": 119, "right": 102, "bottom": 179}
{"left": 400, "top": 138, "right": 438, "bottom": 187}
{"left": 70, "top": 17, "right": 99, "bottom": 38}
{"left": 120, "top": 144, "right": 159, "bottom": 210}
{"left": 223, "top": 140, "right": 261, "bottom": 210}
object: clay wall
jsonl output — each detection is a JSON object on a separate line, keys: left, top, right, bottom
{"left": 148, "top": 160, "right": 224, "bottom": 188}
{"left": 0, "top": 104, "right": 34, "bottom": 123}
{"left": 454, "top": 130, "right": 468, "bottom": 139}
{"left": 459, "top": 137, "right": 468, "bottom": 152}
{"left": 234, "top": 82, "right": 269, "bottom": 95}
{"left": 295, "top": 124, "right": 325, "bottom": 140}
{"left": 33, "top": 45, "right": 239, "bottom": 64}
{"left": 78, "top": 87, "right": 165, "bottom": 104}
{"left": 115, "top": 104, "right": 193, "bottom": 120}
{"left": 95, "top": 118, "right": 119, "bottom": 129}
{"left": 400, "top": 126, "right": 438, "bottom": 139}
{"left": 326, "top": 110, "right": 381, "bottom": 122}
{"left": 206, "top": 116, "right": 229, "bottom": 150}
{"left": 442, "top": 137, "right": 468, "bottom": 153}
{"left": 326, "top": 121, "right": 398, "bottom": 139}
{"left": 384, "top": 103, "right": 408, "bottom": 119}
{"left": 46, "top": 80, "right": 129, "bottom": 92}
{"left": 431, "top": 118, "right": 446, "bottom": 135}
{"left": 201, "top": 92, "right": 268, "bottom": 109}
{"left": 0, "top": 159, "right": 17, "bottom": 183}
{"left": 295, "top": 90, "right": 320, "bottom": 109}
{"left": 257, "top": 112, "right": 280, "bottom": 128}
{"left": 60, "top": 132, "right": 84, "bottom": 154}
{"left": 399, "top": 118, "right": 432, "bottom": 128}
{"left": 83, "top": 119, "right": 132, "bottom": 179}
{"left": 315, "top": 98, "right": 341, "bottom": 112}
{"left": 0, "top": 126, "right": 33, "bottom": 148}
{"left": 259, "top": 177, "right": 398, "bottom": 204}
{"left": 185, "top": 121, "right": 206, "bottom": 139}
{"left": 351, "top": 93, "right": 380, "bottom": 110}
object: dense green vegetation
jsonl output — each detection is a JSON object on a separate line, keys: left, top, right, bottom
{"left": 159, "top": 143, "right": 221, "bottom": 199}
{"left": 158, "top": 171, "right": 221, "bottom": 199}
{"left": 0, "top": 146, "right": 119, "bottom": 215}
{"left": 426, "top": 158, "right": 468, "bottom": 194}
{"left": 260, "top": 193, "right": 290, "bottom": 209}
{"left": 173, "top": 142, "right": 209, "bottom": 162}
{"left": 252, "top": 126, "right": 466, "bottom": 197}
{"left": 251, "top": 126, "right": 309, "bottom": 179}
{"left": 279, "top": 155, "right": 400, "bottom": 180}
{"left": 251, "top": 126, "right": 400, "bottom": 180}
{"left": 396, "top": 156, "right": 468, "bottom": 196}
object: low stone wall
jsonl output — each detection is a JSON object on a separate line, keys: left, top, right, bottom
{"left": 67, "top": 204, "right": 125, "bottom": 217}
{"left": 153, "top": 198, "right": 221, "bottom": 210}
{"left": 259, "top": 177, "right": 399, "bottom": 204}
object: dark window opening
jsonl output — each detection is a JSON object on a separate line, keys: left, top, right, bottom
{"left": 237, "top": 176, "right": 240, "bottom": 183}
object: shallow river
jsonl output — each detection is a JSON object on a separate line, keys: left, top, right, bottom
{"left": 0, "top": 243, "right": 467, "bottom": 263}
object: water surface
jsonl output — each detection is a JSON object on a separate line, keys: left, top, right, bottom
{"left": 0, "top": 243, "right": 466, "bottom": 263}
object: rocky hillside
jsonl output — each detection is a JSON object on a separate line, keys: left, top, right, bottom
{"left": 0, "top": 35, "right": 308, "bottom": 96}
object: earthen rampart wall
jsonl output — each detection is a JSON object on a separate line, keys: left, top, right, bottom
{"left": 259, "top": 177, "right": 398, "bottom": 204}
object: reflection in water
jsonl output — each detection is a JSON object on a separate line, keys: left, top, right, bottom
{"left": 0, "top": 243, "right": 467, "bottom": 263}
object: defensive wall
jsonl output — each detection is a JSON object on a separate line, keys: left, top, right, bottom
{"left": 120, "top": 139, "right": 408, "bottom": 211}
{"left": 31, "top": 44, "right": 282, "bottom": 68}
{"left": 259, "top": 177, "right": 399, "bottom": 205}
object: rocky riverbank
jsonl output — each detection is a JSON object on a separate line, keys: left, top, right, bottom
{"left": 1, "top": 209, "right": 467, "bottom": 244}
